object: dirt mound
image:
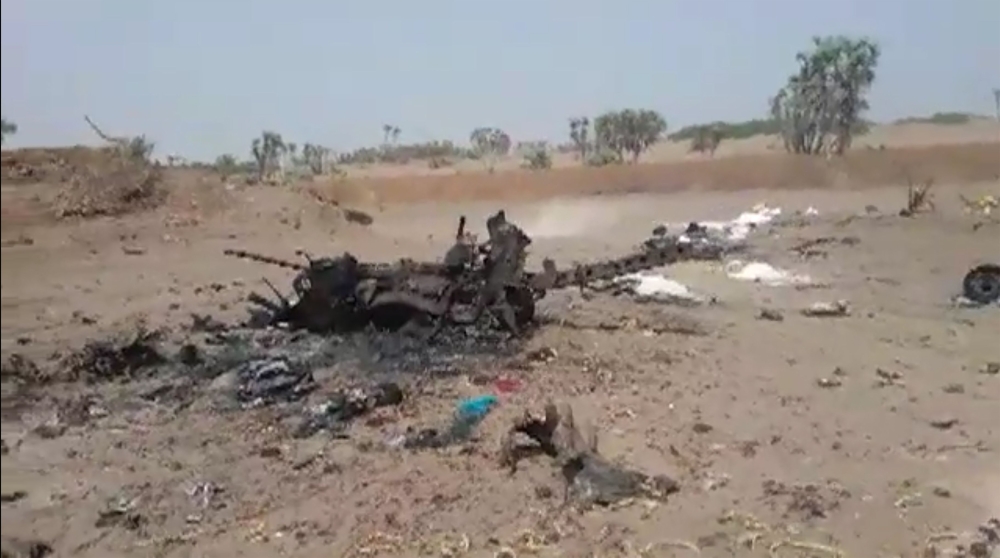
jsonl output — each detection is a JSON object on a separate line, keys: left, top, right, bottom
{"left": 1, "top": 146, "right": 168, "bottom": 219}
{"left": 358, "top": 142, "right": 1000, "bottom": 204}
{"left": 52, "top": 158, "right": 165, "bottom": 219}
{"left": 1, "top": 146, "right": 120, "bottom": 185}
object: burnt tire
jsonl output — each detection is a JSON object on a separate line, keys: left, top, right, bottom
{"left": 963, "top": 264, "right": 1000, "bottom": 305}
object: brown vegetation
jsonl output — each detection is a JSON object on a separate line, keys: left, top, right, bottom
{"left": 351, "top": 142, "right": 1000, "bottom": 204}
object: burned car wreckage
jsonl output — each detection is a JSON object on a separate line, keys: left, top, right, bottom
{"left": 224, "top": 210, "right": 726, "bottom": 337}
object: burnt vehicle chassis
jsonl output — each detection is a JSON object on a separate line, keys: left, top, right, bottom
{"left": 224, "top": 210, "right": 725, "bottom": 337}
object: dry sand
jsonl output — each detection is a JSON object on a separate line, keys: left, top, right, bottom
{"left": 2, "top": 128, "right": 999, "bottom": 558}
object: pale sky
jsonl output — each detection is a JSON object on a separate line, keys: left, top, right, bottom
{"left": 2, "top": 0, "right": 998, "bottom": 161}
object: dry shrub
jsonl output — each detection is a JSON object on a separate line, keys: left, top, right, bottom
{"left": 53, "top": 158, "right": 166, "bottom": 219}
{"left": 1, "top": 146, "right": 120, "bottom": 185}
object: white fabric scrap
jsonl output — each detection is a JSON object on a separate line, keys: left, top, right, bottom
{"left": 615, "top": 273, "right": 704, "bottom": 303}
{"left": 725, "top": 260, "right": 812, "bottom": 286}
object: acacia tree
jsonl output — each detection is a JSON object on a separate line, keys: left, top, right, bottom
{"left": 251, "top": 131, "right": 286, "bottom": 181}
{"left": 770, "top": 36, "right": 880, "bottom": 156}
{"left": 302, "top": 143, "right": 333, "bottom": 175}
{"left": 214, "top": 154, "right": 239, "bottom": 179}
{"left": 689, "top": 125, "right": 723, "bottom": 156}
{"left": 1, "top": 118, "right": 17, "bottom": 145}
{"left": 569, "top": 117, "right": 591, "bottom": 161}
{"left": 469, "top": 127, "right": 511, "bottom": 172}
{"left": 381, "top": 124, "right": 401, "bottom": 145}
{"left": 593, "top": 109, "right": 667, "bottom": 163}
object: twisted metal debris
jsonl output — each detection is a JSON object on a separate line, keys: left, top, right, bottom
{"left": 224, "top": 210, "right": 726, "bottom": 336}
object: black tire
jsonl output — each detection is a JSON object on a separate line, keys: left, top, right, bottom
{"left": 962, "top": 264, "right": 1000, "bottom": 305}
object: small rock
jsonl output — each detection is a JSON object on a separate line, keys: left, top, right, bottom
{"left": 0, "top": 538, "right": 53, "bottom": 558}
{"left": 816, "top": 377, "right": 842, "bottom": 388}
{"left": 32, "top": 423, "right": 67, "bottom": 440}
{"left": 931, "top": 486, "right": 951, "bottom": 498}
{"left": 702, "top": 471, "right": 731, "bottom": 491}
{"left": 981, "top": 362, "right": 999, "bottom": 376}
{"left": 692, "top": 422, "right": 714, "bottom": 434}
{"left": 756, "top": 308, "right": 784, "bottom": 321}
{"left": 942, "top": 383, "right": 965, "bottom": 394}
{"left": 121, "top": 245, "right": 147, "bottom": 256}
{"left": 0, "top": 490, "right": 27, "bottom": 503}
{"left": 929, "top": 417, "right": 958, "bottom": 430}
{"left": 525, "top": 347, "right": 557, "bottom": 363}
{"left": 802, "top": 300, "right": 850, "bottom": 317}
{"left": 875, "top": 368, "right": 904, "bottom": 387}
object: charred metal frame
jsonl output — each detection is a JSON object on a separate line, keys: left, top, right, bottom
{"left": 224, "top": 210, "right": 726, "bottom": 336}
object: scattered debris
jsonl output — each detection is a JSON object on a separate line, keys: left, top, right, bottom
{"left": 959, "top": 193, "right": 997, "bottom": 216}
{"left": 942, "top": 383, "right": 966, "bottom": 394}
{"left": 668, "top": 203, "right": 783, "bottom": 242}
{"left": 0, "top": 234, "right": 34, "bottom": 248}
{"left": 929, "top": 417, "right": 959, "bottom": 430}
{"left": 761, "top": 479, "right": 849, "bottom": 520}
{"left": 0, "top": 354, "right": 47, "bottom": 385}
{"left": 875, "top": 368, "right": 905, "bottom": 387}
{"left": 342, "top": 208, "right": 375, "bottom": 226}
{"left": 0, "top": 538, "right": 53, "bottom": 558}
{"left": 95, "top": 497, "right": 145, "bottom": 531}
{"left": 756, "top": 308, "right": 784, "bottom": 321}
{"left": 524, "top": 346, "right": 557, "bottom": 363}
{"left": 726, "top": 260, "right": 813, "bottom": 287}
{"left": 790, "top": 236, "right": 860, "bottom": 259}
{"left": 900, "top": 177, "right": 935, "bottom": 217}
{"left": 62, "top": 323, "right": 166, "bottom": 383}
{"left": 121, "top": 245, "right": 147, "bottom": 256}
{"left": 0, "top": 491, "right": 27, "bottom": 504}
{"left": 816, "top": 377, "right": 842, "bottom": 388}
{"left": 226, "top": 210, "right": 726, "bottom": 337}
{"left": 612, "top": 274, "right": 707, "bottom": 306}
{"left": 923, "top": 518, "right": 999, "bottom": 558}
{"left": 400, "top": 394, "right": 499, "bottom": 449}
{"left": 234, "top": 357, "right": 317, "bottom": 408}
{"left": 801, "top": 300, "right": 850, "bottom": 317}
{"left": 499, "top": 401, "right": 679, "bottom": 508}
{"left": 961, "top": 264, "right": 1000, "bottom": 306}
{"left": 294, "top": 382, "right": 404, "bottom": 438}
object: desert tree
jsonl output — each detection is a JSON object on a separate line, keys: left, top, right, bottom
{"left": 1, "top": 118, "right": 17, "bottom": 145}
{"left": 569, "top": 117, "right": 591, "bottom": 162}
{"left": 770, "top": 36, "right": 880, "bottom": 156}
{"left": 214, "top": 154, "right": 239, "bottom": 179}
{"left": 84, "top": 115, "right": 154, "bottom": 162}
{"left": 993, "top": 88, "right": 999, "bottom": 121}
{"left": 521, "top": 141, "right": 552, "bottom": 171}
{"left": 251, "top": 131, "right": 287, "bottom": 182}
{"left": 469, "top": 127, "right": 512, "bottom": 172}
{"left": 593, "top": 109, "right": 667, "bottom": 164}
{"left": 302, "top": 143, "right": 334, "bottom": 175}
{"left": 381, "top": 124, "right": 401, "bottom": 145}
{"left": 689, "top": 125, "right": 723, "bottom": 156}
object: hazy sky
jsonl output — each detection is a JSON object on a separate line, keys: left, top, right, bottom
{"left": 2, "top": 0, "right": 998, "bottom": 160}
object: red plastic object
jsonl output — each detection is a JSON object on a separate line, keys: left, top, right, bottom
{"left": 493, "top": 378, "right": 522, "bottom": 394}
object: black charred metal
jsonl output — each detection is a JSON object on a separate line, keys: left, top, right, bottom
{"left": 224, "top": 210, "right": 727, "bottom": 336}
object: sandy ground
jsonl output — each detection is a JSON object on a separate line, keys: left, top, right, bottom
{"left": 2, "top": 136, "right": 1000, "bottom": 557}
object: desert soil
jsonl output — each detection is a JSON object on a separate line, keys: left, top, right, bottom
{"left": 2, "top": 139, "right": 999, "bottom": 558}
